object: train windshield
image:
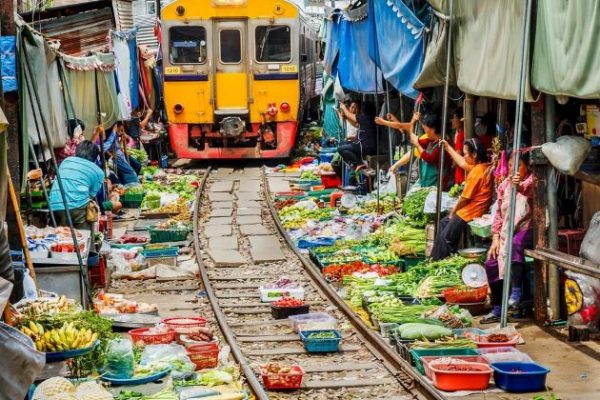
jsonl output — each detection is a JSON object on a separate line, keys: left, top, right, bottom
{"left": 169, "top": 27, "right": 207, "bottom": 64}
{"left": 220, "top": 30, "right": 242, "bottom": 64}
{"left": 255, "top": 25, "right": 291, "bottom": 63}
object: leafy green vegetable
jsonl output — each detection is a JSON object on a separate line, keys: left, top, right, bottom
{"left": 402, "top": 188, "right": 433, "bottom": 228}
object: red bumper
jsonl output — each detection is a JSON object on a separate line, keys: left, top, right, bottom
{"left": 169, "top": 122, "right": 298, "bottom": 159}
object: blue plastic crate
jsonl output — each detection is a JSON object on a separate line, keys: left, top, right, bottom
{"left": 491, "top": 362, "right": 550, "bottom": 393}
{"left": 320, "top": 152, "right": 335, "bottom": 164}
{"left": 142, "top": 246, "right": 179, "bottom": 258}
{"left": 300, "top": 329, "right": 341, "bottom": 353}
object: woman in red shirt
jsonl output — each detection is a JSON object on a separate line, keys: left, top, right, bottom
{"left": 451, "top": 108, "right": 465, "bottom": 185}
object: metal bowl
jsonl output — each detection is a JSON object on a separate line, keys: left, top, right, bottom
{"left": 458, "top": 247, "right": 488, "bottom": 259}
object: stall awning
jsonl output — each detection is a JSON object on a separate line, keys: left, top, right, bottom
{"left": 368, "top": 0, "right": 425, "bottom": 99}
{"left": 0, "top": 36, "right": 17, "bottom": 93}
{"left": 336, "top": 17, "right": 383, "bottom": 94}
{"left": 323, "top": 17, "right": 340, "bottom": 76}
{"left": 453, "top": 0, "right": 533, "bottom": 101}
{"left": 532, "top": 0, "right": 600, "bottom": 99}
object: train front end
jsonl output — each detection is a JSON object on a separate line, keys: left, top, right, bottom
{"left": 162, "top": 0, "right": 302, "bottom": 159}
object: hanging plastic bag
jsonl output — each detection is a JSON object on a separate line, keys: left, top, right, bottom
{"left": 580, "top": 211, "right": 600, "bottom": 264}
{"left": 0, "top": 322, "right": 46, "bottom": 400}
{"left": 105, "top": 339, "right": 135, "bottom": 379}
{"left": 542, "top": 136, "right": 592, "bottom": 175}
{"left": 23, "top": 270, "right": 38, "bottom": 299}
{"left": 565, "top": 271, "right": 600, "bottom": 330}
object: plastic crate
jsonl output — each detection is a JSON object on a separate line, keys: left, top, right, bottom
{"left": 259, "top": 286, "right": 305, "bottom": 302}
{"left": 321, "top": 173, "right": 342, "bottom": 188}
{"left": 187, "top": 343, "right": 219, "bottom": 370}
{"left": 320, "top": 152, "right": 335, "bottom": 164}
{"left": 491, "top": 362, "right": 550, "bottom": 393}
{"left": 271, "top": 304, "right": 310, "bottom": 320}
{"left": 146, "top": 256, "right": 177, "bottom": 267}
{"left": 421, "top": 355, "right": 489, "bottom": 379}
{"left": 148, "top": 227, "right": 191, "bottom": 243}
{"left": 477, "top": 346, "right": 534, "bottom": 364}
{"left": 128, "top": 328, "right": 175, "bottom": 346}
{"left": 468, "top": 221, "right": 492, "bottom": 238}
{"left": 558, "top": 228, "right": 586, "bottom": 256}
{"left": 443, "top": 286, "right": 488, "bottom": 304}
{"left": 122, "top": 192, "right": 145, "bottom": 209}
{"left": 429, "top": 361, "right": 492, "bottom": 392}
{"left": 88, "top": 256, "right": 106, "bottom": 288}
{"left": 260, "top": 365, "right": 304, "bottom": 390}
{"left": 289, "top": 313, "right": 336, "bottom": 333}
{"left": 300, "top": 330, "right": 341, "bottom": 353}
{"left": 142, "top": 246, "right": 179, "bottom": 258}
{"left": 410, "top": 348, "right": 479, "bottom": 375}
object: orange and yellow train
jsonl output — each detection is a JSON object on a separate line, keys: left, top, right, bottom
{"left": 161, "top": 0, "right": 321, "bottom": 159}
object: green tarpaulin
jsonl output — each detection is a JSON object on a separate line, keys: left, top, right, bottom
{"left": 413, "top": 16, "right": 456, "bottom": 90}
{"left": 532, "top": 0, "right": 600, "bottom": 99}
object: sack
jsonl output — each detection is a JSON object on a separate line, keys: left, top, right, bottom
{"left": 0, "top": 322, "right": 46, "bottom": 400}
{"left": 86, "top": 199, "right": 99, "bottom": 223}
{"left": 565, "top": 271, "right": 600, "bottom": 330}
{"left": 105, "top": 339, "right": 135, "bottom": 379}
{"left": 542, "top": 136, "right": 592, "bottom": 175}
{"left": 580, "top": 211, "right": 600, "bottom": 263}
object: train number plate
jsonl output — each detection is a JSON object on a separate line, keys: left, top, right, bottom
{"left": 281, "top": 65, "right": 298, "bottom": 73}
{"left": 165, "top": 67, "right": 181, "bottom": 75}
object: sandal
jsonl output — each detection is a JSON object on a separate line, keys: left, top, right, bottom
{"left": 480, "top": 312, "right": 500, "bottom": 325}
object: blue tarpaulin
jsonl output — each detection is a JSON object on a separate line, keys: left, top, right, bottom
{"left": 323, "top": 18, "right": 340, "bottom": 76}
{"left": 336, "top": 17, "right": 383, "bottom": 94}
{"left": 0, "top": 36, "right": 17, "bottom": 93}
{"left": 368, "top": 0, "right": 425, "bottom": 98}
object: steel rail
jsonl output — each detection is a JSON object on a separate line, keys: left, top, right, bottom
{"left": 192, "top": 167, "right": 268, "bottom": 400}
{"left": 261, "top": 168, "right": 445, "bottom": 400}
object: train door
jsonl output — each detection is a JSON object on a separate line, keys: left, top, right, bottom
{"left": 213, "top": 20, "right": 248, "bottom": 112}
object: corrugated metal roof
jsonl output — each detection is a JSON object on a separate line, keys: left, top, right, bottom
{"left": 113, "top": 0, "right": 134, "bottom": 31}
{"left": 38, "top": 7, "right": 114, "bottom": 55}
{"left": 135, "top": 16, "right": 159, "bottom": 49}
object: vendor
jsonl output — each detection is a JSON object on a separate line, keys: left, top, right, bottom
{"left": 431, "top": 138, "right": 493, "bottom": 261}
{"left": 451, "top": 108, "right": 466, "bottom": 185}
{"left": 481, "top": 148, "right": 534, "bottom": 324}
{"left": 409, "top": 113, "right": 448, "bottom": 188}
{"left": 337, "top": 101, "right": 360, "bottom": 141}
{"left": 337, "top": 101, "right": 378, "bottom": 168}
{"left": 375, "top": 112, "right": 424, "bottom": 175}
{"left": 48, "top": 141, "right": 105, "bottom": 231}
{"left": 92, "top": 121, "right": 140, "bottom": 185}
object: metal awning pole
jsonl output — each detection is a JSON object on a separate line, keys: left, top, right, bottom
{"left": 434, "top": 0, "right": 454, "bottom": 236}
{"left": 385, "top": 81, "right": 393, "bottom": 168}
{"left": 501, "top": 0, "right": 533, "bottom": 328}
{"left": 28, "top": 141, "right": 56, "bottom": 227}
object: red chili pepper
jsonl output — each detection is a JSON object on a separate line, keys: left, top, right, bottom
{"left": 273, "top": 297, "right": 305, "bottom": 307}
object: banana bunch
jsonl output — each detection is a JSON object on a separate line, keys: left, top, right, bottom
{"left": 21, "top": 321, "right": 98, "bottom": 353}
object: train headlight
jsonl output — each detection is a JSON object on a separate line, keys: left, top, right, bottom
{"left": 280, "top": 102, "right": 291, "bottom": 113}
{"left": 174, "top": 104, "right": 184, "bottom": 114}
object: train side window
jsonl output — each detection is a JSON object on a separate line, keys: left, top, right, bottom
{"left": 169, "top": 27, "right": 207, "bottom": 64}
{"left": 220, "top": 30, "right": 242, "bottom": 64}
{"left": 255, "top": 25, "right": 291, "bottom": 63}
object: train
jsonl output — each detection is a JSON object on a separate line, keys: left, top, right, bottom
{"left": 161, "top": 0, "right": 322, "bottom": 159}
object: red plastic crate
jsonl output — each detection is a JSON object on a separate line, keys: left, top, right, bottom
{"left": 260, "top": 365, "right": 304, "bottom": 390}
{"left": 558, "top": 229, "right": 586, "bottom": 256}
{"left": 128, "top": 328, "right": 175, "bottom": 346}
{"left": 321, "top": 174, "right": 342, "bottom": 189}
{"left": 89, "top": 256, "right": 106, "bottom": 288}
{"left": 187, "top": 343, "right": 219, "bottom": 370}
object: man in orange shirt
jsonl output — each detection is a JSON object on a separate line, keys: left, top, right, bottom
{"left": 431, "top": 138, "right": 493, "bottom": 261}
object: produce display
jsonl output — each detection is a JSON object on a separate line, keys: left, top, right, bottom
{"left": 32, "top": 378, "right": 113, "bottom": 400}
{"left": 279, "top": 205, "right": 336, "bottom": 229}
{"left": 94, "top": 292, "right": 158, "bottom": 315}
{"left": 21, "top": 321, "right": 98, "bottom": 352}
{"left": 402, "top": 188, "right": 433, "bottom": 228}
{"left": 272, "top": 297, "right": 306, "bottom": 308}
{"left": 26, "top": 226, "right": 87, "bottom": 256}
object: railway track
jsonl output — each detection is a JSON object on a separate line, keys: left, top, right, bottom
{"left": 192, "top": 166, "right": 443, "bottom": 400}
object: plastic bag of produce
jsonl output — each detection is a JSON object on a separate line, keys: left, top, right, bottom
{"left": 0, "top": 322, "right": 46, "bottom": 400}
{"left": 542, "top": 136, "right": 592, "bottom": 176}
{"left": 141, "top": 343, "right": 195, "bottom": 374}
{"left": 424, "top": 189, "right": 456, "bottom": 214}
{"left": 105, "top": 339, "right": 135, "bottom": 379}
{"left": 565, "top": 271, "right": 600, "bottom": 330}
{"left": 580, "top": 212, "right": 600, "bottom": 263}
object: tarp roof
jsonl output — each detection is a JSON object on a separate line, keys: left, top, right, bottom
{"left": 532, "top": 0, "right": 600, "bottom": 99}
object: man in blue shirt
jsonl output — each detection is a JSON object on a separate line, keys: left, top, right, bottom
{"left": 49, "top": 141, "right": 105, "bottom": 231}
{"left": 93, "top": 121, "right": 140, "bottom": 185}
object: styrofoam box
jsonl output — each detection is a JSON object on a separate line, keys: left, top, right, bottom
{"left": 259, "top": 286, "right": 305, "bottom": 302}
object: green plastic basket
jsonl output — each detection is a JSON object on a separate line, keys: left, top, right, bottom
{"left": 122, "top": 192, "right": 145, "bottom": 209}
{"left": 469, "top": 221, "right": 493, "bottom": 238}
{"left": 148, "top": 227, "right": 191, "bottom": 243}
{"left": 410, "top": 348, "right": 479, "bottom": 375}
